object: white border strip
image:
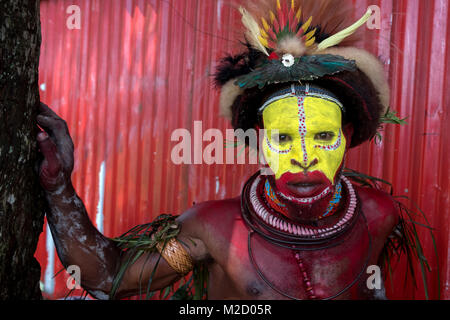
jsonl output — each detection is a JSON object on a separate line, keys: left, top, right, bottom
{"left": 95, "top": 161, "right": 106, "bottom": 233}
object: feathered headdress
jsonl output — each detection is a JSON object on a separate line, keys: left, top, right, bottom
{"left": 215, "top": 0, "right": 390, "bottom": 148}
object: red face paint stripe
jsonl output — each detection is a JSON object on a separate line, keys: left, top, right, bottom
{"left": 297, "top": 95, "right": 308, "bottom": 166}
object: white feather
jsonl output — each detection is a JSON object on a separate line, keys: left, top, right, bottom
{"left": 317, "top": 8, "right": 373, "bottom": 51}
{"left": 239, "top": 7, "right": 269, "bottom": 56}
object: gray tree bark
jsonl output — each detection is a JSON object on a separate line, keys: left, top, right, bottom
{"left": 0, "top": 0, "right": 44, "bottom": 299}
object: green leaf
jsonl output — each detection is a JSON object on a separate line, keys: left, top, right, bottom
{"left": 373, "top": 107, "right": 407, "bottom": 142}
{"left": 108, "top": 214, "right": 210, "bottom": 300}
{"left": 380, "top": 107, "right": 408, "bottom": 125}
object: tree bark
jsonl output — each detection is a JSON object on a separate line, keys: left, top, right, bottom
{"left": 0, "top": 0, "right": 44, "bottom": 299}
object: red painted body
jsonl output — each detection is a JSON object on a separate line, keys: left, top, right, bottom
{"left": 173, "top": 182, "right": 397, "bottom": 299}
{"left": 36, "top": 0, "right": 449, "bottom": 299}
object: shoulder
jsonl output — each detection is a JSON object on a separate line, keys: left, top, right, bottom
{"left": 175, "top": 197, "right": 243, "bottom": 260}
{"left": 353, "top": 184, "right": 399, "bottom": 238}
{"left": 177, "top": 197, "right": 242, "bottom": 230}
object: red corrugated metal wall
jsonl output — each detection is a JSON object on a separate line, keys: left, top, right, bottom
{"left": 35, "top": 0, "right": 449, "bottom": 299}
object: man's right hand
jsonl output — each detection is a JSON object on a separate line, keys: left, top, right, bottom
{"left": 37, "top": 102, "right": 74, "bottom": 192}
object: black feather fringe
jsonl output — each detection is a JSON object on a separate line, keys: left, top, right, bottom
{"left": 214, "top": 42, "right": 264, "bottom": 87}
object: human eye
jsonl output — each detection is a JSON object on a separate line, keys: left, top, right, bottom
{"left": 272, "top": 133, "right": 292, "bottom": 144}
{"left": 314, "top": 131, "right": 335, "bottom": 142}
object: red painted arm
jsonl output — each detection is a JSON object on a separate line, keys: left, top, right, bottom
{"left": 36, "top": 103, "right": 205, "bottom": 299}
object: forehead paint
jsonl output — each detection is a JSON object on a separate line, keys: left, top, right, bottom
{"left": 262, "top": 85, "right": 346, "bottom": 184}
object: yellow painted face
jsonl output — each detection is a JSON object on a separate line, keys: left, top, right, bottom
{"left": 262, "top": 95, "right": 346, "bottom": 184}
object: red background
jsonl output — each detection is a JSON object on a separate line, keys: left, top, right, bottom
{"left": 35, "top": 0, "right": 449, "bottom": 299}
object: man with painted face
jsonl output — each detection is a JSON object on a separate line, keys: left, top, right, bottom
{"left": 261, "top": 84, "right": 349, "bottom": 221}
{"left": 37, "top": 0, "right": 400, "bottom": 299}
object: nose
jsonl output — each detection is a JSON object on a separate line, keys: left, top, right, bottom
{"left": 291, "top": 158, "right": 318, "bottom": 174}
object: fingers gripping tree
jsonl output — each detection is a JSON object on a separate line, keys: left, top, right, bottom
{"left": 0, "top": 0, "right": 45, "bottom": 299}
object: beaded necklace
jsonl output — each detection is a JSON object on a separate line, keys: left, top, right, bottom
{"left": 263, "top": 178, "right": 344, "bottom": 223}
{"left": 252, "top": 175, "right": 357, "bottom": 238}
{"left": 241, "top": 171, "right": 372, "bottom": 300}
{"left": 320, "top": 182, "right": 342, "bottom": 219}
{"left": 264, "top": 179, "right": 289, "bottom": 215}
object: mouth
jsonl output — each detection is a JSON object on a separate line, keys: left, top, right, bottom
{"left": 275, "top": 171, "right": 330, "bottom": 199}
{"left": 285, "top": 181, "right": 324, "bottom": 197}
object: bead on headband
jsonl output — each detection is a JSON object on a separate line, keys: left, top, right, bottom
{"left": 259, "top": 84, "right": 344, "bottom": 113}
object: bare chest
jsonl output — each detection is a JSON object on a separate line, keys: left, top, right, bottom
{"left": 206, "top": 215, "right": 376, "bottom": 300}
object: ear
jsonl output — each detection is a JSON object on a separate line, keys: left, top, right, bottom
{"left": 343, "top": 123, "right": 354, "bottom": 150}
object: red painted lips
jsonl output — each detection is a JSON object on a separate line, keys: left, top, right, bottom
{"left": 275, "top": 171, "right": 331, "bottom": 199}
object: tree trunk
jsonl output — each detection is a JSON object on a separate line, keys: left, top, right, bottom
{"left": 0, "top": 0, "right": 44, "bottom": 299}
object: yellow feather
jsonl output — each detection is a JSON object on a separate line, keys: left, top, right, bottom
{"left": 296, "top": 8, "right": 301, "bottom": 21}
{"left": 260, "top": 28, "right": 268, "bottom": 38}
{"left": 261, "top": 17, "right": 270, "bottom": 31}
{"left": 301, "top": 16, "right": 312, "bottom": 33}
{"left": 276, "top": 0, "right": 281, "bottom": 10}
{"left": 270, "top": 11, "right": 276, "bottom": 23}
{"left": 305, "top": 36, "right": 315, "bottom": 47}
{"left": 295, "top": 8, "right": 302, "bottom": 21}
{"left": 259, "top": 35, "right": 269, "bottom": 48}
{"left": 304, "top": 28, "right": 316, "bottom": 41}
{"left": 239, "top": 7, "right": 269, "bottom": 56}
{"left": 317, "top": 8, "right": 373, "bottom": 51}
{"left": 291, "top": 0, "right": 295, "bottom": 11}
